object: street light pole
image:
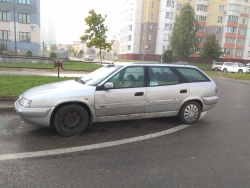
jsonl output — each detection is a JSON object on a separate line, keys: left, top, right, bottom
{"left": 156, "top": 27, "right": 165, "bottom": 63}
{"left": 13, "top": 0, "right": 17, "bottom": 55}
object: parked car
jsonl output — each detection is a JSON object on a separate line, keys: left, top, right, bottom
{"left": 82, "top": 55, "right": 94, "bottom": 61}
{"left": 211, "top": 62, "right": 223, "bottom": 71}
{"left": 15, "top": 63, "right": 218, "bottom": 136}
{"left": 221, "top": 62, "right": 250, "bottom": 73}
{"left": 246, "top": 63, "right": 250, "bottom": 67}
{"left": 175, "top": 61, "right": 189, "bottom": 65}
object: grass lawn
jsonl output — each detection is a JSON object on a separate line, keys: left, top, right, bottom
{"left": 0, "top": 75, "right": 74, "bottom": 98}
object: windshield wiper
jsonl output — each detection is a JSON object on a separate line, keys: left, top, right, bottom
{"left": 75, "top": 78, "right": 85, "bottom": 84}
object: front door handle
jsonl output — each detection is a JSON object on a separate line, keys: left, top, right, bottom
{"left": 180, "top": 89, "right": 187, "bottom": 93}
{"left": 135, "top": 92, "right": 144, "bottom": 96}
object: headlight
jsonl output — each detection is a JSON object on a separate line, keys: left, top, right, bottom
{"left": 18, "top": 97, "right": 32, "bottom": 107}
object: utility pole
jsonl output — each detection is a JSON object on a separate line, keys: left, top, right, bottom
{"left": 13, "top": 0, "right": 17, "bottom": 55}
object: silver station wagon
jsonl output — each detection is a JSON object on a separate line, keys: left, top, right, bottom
{"left": 15, "top": 63, "right": 218, "bottom": 136}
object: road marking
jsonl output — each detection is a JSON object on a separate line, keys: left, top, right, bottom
{"left": 0, "top": 124, "right": 190, "bottom": 161}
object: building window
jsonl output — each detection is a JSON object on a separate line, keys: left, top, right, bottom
{"left": 216, "top": 27, "right": 222, "bottom": 34}
{"left": 150, "top": 24, "right": 153, "bottom": 29}
{"left": 129, "top": 3, "right": 133, "bottom": 10}
{"left": 195, "top": 48, "right": 202, "bottom": 53}
{"left": 0, "top": 30, "right": 11, "bottom": 40}
{"left": 166, "top": 1, "right": 174, "bottom": 7}
{"left": 150, "top": 13, "right": 154, "bottom": 19}
{"left": 19, "top": 13, "right": 30, "bottom": 23}
{"left": 217, "top": 16, "right": 223, "bottom": 23}
{"left": 129, "top": 14, "right": 133, "bottom": 21}
{"left": 148, "top": 45, "right": 151, "bottom": 51}
{"left": 229, "top": 4, "right": 241, "bottom": 11}
{"left": 128, "top": 25, "right": 132, "bottom": 31}
{"left": 219, "top": 5, "right": 224, "bottom": 12}
{"left": 240, "top": 28, "right": 245, "bottom": 35}
{"left": 224, "top": 48, "right": 234, "bottom": 54}
{"left": 19, "top": 32, "right": 31, "bottom": 42}
{"left": 0, "top": 0, "right": 10, "bottom": 2}
{"left": 165, "top": 12, "right": 173, "bottom": 19}
{"left": 226, "top": 38, "right": 235, "bottom": 44}
{"left": 164, "top": 23, "right": 172, "bottom": 30}
{"left": 228, "top": 15, "right": 239, "bottom": 22}
{"left": 128, "top": 35, "right": 132, "bottom": 41}
{"left": 248, "top": 51, "right": 250, "bottom": 57}
{"left": 196, "top": 16, "right": 206, "bottom": 22}
{"left": 242, "top": 18, "right": 246, "bottom": 25}
{"left": 198, "top": 27, "right": 205, "bottom": 32}
{"left": 18, "top": 0, "right": 30, "bottom": 4}
{"left": 216, "top": 38, "right": 220, "bottom": 44}
{"left": 197, "top": 5, "right": 208, "bottom": 11}
{"left": 244, "top": 7, "right": 248, "bottom": 14}
{"left": 149, "top": 35, "right": 152, "bottom": 40}
{"left": 128, "top": 45, "right": 131, "bottom": 51}
{"left": 145, "top": 1, "right": 147, "bottom": 8}
{"left": 176, "top": 4, "right": 182, "bottom": 10}
{"left": 197, "top": 37, "right": 205, "bottom": 43}
{"left": 30, "top": 26, "right": 35, "bottom": 31}
{"left": 151, "top": 1, "right": 154, "bottom": 8}
{"left": 0, "top": 11, "right": 10, "bottom": 21}
{"left": 227, "top": 27, "right": 237, "bottom": 33}
{"left": 238, "top": 39, "right": 243, "bottom": 46}
{"left": 164, "top": 34, "right": 171, "bottom": 41}
{"left": 237, "top": 50, "right": 242, "bottom": 56}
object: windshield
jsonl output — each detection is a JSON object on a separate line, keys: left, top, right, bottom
{"left": 79, "top": 64, "right": 123, "bottom": 86}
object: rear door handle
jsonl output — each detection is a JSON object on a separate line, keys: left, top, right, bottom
{"left": 180, "top": 89, "right": 187, "bottom": 93}
{"left": 135, "top": 92, "right": 144, "bottom": 96}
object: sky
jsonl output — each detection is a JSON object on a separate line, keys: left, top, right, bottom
{"left": 40, "top": 0, "right": 121, "bottom": 44}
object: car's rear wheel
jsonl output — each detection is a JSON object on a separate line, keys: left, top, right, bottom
{"left": 53, "top": 104, "right": 89, "bottom": 136}
{"left": 238, "top": 69, "right": 243, "bottom": 74}
{"left": 223, "top": 68, "right": 228, "bottom": 73}
{"left": 178, "top": 101, "right": 201, "bottom": 124}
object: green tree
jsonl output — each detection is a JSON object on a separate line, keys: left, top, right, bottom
{"left": 201, "top": 34, "right": 224, "bottom": 61}
{"left": 68, "top": 45, "right": 76, "bottom": 55}
{"left": 162, "top": 50, "right": 173, "bottom": 63}
{"left": 170, "top": 3, "right": 198, "bottom": 61}
{"left": 80, "top": 9, "right": 112, "bottom": 62}
{"left": 79, "top": 50, "right": 83, "bottom": 54}
{"left": 0, "top": 42, "right": 6, "bottom": 53}
{"left": 26, "top": 50, "right": 32, "bottom": 56}
{"left": 50, "top": 52, "right": 57, "bottom": 58}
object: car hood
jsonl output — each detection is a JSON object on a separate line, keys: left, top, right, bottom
{"left": 22, "top": 80, "right": 95, "bottom": 100}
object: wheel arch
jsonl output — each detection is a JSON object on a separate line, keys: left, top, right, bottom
{"left": 50, "top": 102, "right": 92, "bottom": 127}
{"left": 179, "top": 99, "right": 203, "bottom": 114}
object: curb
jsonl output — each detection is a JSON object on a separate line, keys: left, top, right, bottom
{"left": 0, "top": 106, "right": 15, "bottom": 113}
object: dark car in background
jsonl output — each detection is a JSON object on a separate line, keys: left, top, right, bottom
{"left": 82, "top": 55, "right": 94, "bottom": 61}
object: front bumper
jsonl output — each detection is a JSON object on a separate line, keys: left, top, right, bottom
{"left": 15, "top": 101, "right": 53, "bottom": 127}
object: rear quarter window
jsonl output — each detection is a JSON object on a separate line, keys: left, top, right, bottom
{"left": 176, "top": 67, "right": 210, "bottom": 82}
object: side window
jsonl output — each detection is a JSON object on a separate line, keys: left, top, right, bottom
{"left": 148, "top": 66, "right": 179, "bottom": 86}
{"left": 108, "top": 66, "right": 144, "bottom": 89}
{"left": 176, "top": 67, "right": 209, "bottom": 82}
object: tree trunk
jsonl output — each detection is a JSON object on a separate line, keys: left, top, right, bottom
{"left": 99, "top": 48, "right": 102, "bottom": 64}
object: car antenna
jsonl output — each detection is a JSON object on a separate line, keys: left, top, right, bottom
{"left": 111, "top": 57, "right": 120, "bottom": 64}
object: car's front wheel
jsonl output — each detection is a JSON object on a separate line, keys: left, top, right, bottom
{"left": 223, "top": 68, "right": 228, "bottom": 73}
{"left": 178, "top": 101, "right": 201, "bottom": 124}
{"left": 53, "top": 104, "right": 89, "bottom": 136}
{"left": 214, "top": 67, "right": 219, "bottom": 71}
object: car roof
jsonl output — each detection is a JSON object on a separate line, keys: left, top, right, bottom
{"left": 112, "top": 62, "right": 197, "bottom": 68}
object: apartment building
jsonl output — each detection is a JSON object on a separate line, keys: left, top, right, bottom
{"left": 120, "top": 0, "right": 250, "bottom": 61}
{"left": 0, "top": 0, "right": 40, "bottom": 55}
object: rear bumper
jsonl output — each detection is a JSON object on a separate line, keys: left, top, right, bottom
{"left": 203, "top": 96, "right": 218, "bottom": 105}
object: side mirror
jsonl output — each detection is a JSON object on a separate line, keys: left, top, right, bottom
{"left": 104, "top": 82, "right": 114, "bottom": 89}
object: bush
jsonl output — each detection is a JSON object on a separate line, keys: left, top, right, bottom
{"left": 26, "top": 50, "right": 33, "bottom": 56}
{"left": 50, "top": 52, "right": 57, "bottom": 58}
{"left": 162, "top": 50, "right": 173, "bottom": 63}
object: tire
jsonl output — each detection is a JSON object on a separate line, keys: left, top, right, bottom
{"left": 223, "top": 68, "right": 228, "bottom": 73}
{"left": 214, "top": 67, "right": 218, "bottom": 71}
{"left": 53, "top": 104, "right": 89, "bottom": 136}
{"left": 178, "top": 101, "right": 201, "bottom": 124}
{"left": 238, "top": 69, "right": 243, "bottom": 74}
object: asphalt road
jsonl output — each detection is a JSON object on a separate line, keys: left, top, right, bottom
{"left": 0, "top": 77, "right": 250, "bottom": 188}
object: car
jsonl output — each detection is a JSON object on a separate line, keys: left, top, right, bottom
{"left": 175, "top": 61, "right": 189, "bottom": 65}
{"left": 221, "top": 62, "right": 250, "bottom": 73}
{"left": 15, "top": 63, "right": 218, "bottom": 136}
{"left": 82, "top": 55, "right": 94, "bottom": 61}
{"left": 246, "top": 63, "right": 250, "bottom": 67}
{"left": 211, "top": 62, "right": 223, "bottom": 71}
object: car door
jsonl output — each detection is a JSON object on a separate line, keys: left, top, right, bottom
{"left": 145, "top": 66, "right": 189, "bottom": 118}
{"left": 94, "top": 66, "right": 146, "bottom": 121}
